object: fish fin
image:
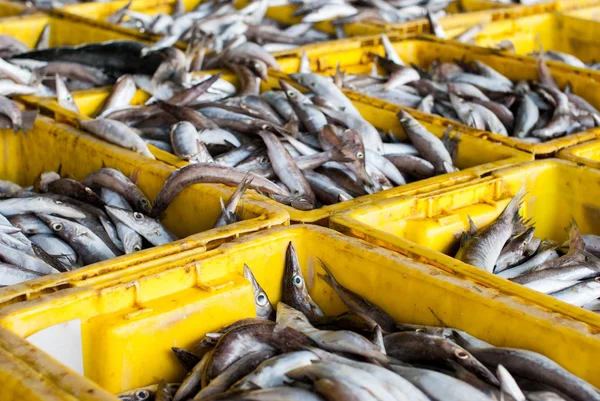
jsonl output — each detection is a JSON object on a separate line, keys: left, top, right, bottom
{"left": 219, "top": 196, "right": 226, "bottom": 214}
{"left": 243, "top": 381, "right": 262, "bottom": 390}
{"left": 566, "top": 217, "right": 585, "bottom": 252}
{"left": 316, "top": 258, "right": 337, "bottom": 289}
{"left": 29, "top": 67, "right": 45, "bottom": 87}
{"left": 333, "top": 61, "right": 344, "bottom": 88}
{"left": 498, "top": 187, "right": 527, "bottom": 232}
{"left": 536, "top": 43, "right": 559, "bottom": 89}
{"left": 369, "top": 62, "right": 378, "bottom": 79}
{"left": 281, "top": 114, "right": 299, "bottom": 138}
{"left": 19, "top": 110, "right": 38, "bottom": 135}
{"left": 467, "top": 215, "right": 478, "bottom": 235}
{"left": 372, "top": 325, "right": 386, "bottom": 354}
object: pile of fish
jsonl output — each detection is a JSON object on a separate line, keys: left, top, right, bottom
{"left": 455, "top": 189, "right": 600, "bottom": 311}
{"left": 0, "top": 168, "right": 171, "bottom": 285}
{"left": 338, "top": 35, "right": 600, "bottom": 142}
{"left": 107, "top": 0, "right": 334, "bottom": 52}
{"left": 65, "top": 42, "right": 460, "bottom": 210}
{"left": 118, "top": 242, "right": 600, "bottom": 401}
{"left": 0, "top": 167, "right": 246, "bottom": 286}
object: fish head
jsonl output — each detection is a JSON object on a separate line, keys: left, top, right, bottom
{"left": 447, "top": 343, "right": 499, "bottom": 386}
{"left": 341, "top": 128, "right": 365, "bottom": 161}
{"left": 105, "top": 205, "right": 152, "bottom": 232}
{"left": 35, "top": 214, "right": 78, "bottom": 239}
{"left": 117, "top": 386, "right": 154, "bottom": 401}
{"left": 283, "top": 242, "right": 313, "bottom": 309}
{"left": 135, "top": 196, "right": 152, "bottom": 215}
{"left": 243, "top": 264, "right": 275, "bottom": 320}
{"left": 122, "top": 230, "right": 143, "bottom": 253}
{"left": 279, "top": 80, "right": 303, "bottom": 104}
{"left": 290, "top": 73, "right": 319, "bottom": 91}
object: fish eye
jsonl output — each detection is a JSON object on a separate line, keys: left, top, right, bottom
{"left": 135, "top": 390, "right": 150, "bottom": 400}
{"left": 455, "top": 350, "right": 469, "bottom": 360}
{"left": 140, "top": 199, "right": 148, "bottom": 205}
{"left": 259, "top": 156, "right": 268, "bottom": 164}
{"left": 293, "top": 274, "right": 303, "bottom": 287}
{"left": 52, "top": 223, "right": 63, "bottom": 232}
{"left": 256, "top": 292, "right": 268, "bottom": 306}
{"left": 133, "top": 212, "right": 144, "bottom": 220}
{"left": 287, "top": 91, "right": 295, "bottom": 97}
{"left": 356, "top": 151, "right": 364, "bottom": 159}
{"left": 260, "top": 124, "right": 269, "bottom": 130}
{"left": 84, "top": 187, "right": 94, "bottom": 194}
{"left": 133, "top": 244, "right": 142, "bottom": 252}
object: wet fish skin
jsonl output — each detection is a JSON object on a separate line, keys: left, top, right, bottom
{"left": 456, "top": 188, "right": 527, "bottom": 272}
{"left": 105, "top": 206, "right": 176, "bottom": 246}
{"left": 193, "top": 349, "right": 277, "bottom": 400}
{"left": 0, "top": 196, "right": 86, "bottom": 219}
{"left": 150, "top": 163, "right": 288, "bottom": 218}
{"left": 101, "top": 188, "right": 143, "bottom": 254}
{"left": 30, "top": 234, "right": 78, "bottom": 269}
{"left": 286, "top": 362, "right": 397, "bottom": 401}
{"left": 391, "top": 365, "right": 495, "bottom": 401}
{"left": 46, "top": 178, "right": 104, "bottom": 208}
{"left": 471, "top": 347, "right": 600, "bottom": 401}
{"left": 78, "top": 118, "right": 155, "bottom": 159}
{"left": 36, "top": 214, "right": 116, "bottom": 265}
{"left": 548, "top": 278, "right": 600, "bottom": 307}
{"left": 0, "top": 262, "right": 43, "bottom": 286}
{"left": 231, "top": 350, "right": 319, "bottom": 390}
{"left": 385, "top": 331, "right": 499, "bottom": 386}
{"left": 82, "top": 168, "right": 151, "bottom": 215}
{"left": 277, "top": 303, "right": 388, "bottom": 363}
{"left": 257, "top": 130, "right": 316, "bottom": 209}
{"left": 205, "top": 321, "right": 313, "bottom": 381}
{"left": 99, "top": 74, "right": 137, "bottom": 116}
{"left": 397, "top": 110, "right": 455, "bottom": 174}
{"left": 0, "top": 95, "right": 23, "bottom": 134}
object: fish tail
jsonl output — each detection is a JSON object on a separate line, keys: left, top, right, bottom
{"left": 316, "top": 258, "right": 338, "bottom": 289}
{"left": 500, "top": 186, "right": 528, "bottom": 234}
{"left": 566, "top": 217, "right": 585, "bottom": 252}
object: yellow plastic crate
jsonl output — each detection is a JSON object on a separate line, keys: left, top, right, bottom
{"left": 330, "top": 158, "right": 600, "bottom": 331}
{"left": 276, "top": 36, "right": 600, "bottom": 156}
{"left": 563, "top": 3, "right": 600, "bottom": 20}
{"left": 444, "top": 11, "right": 600, "bottom": 70}
{"left": 0, "top": 115, "right": 288, "bottom": 309}
{"left": 557, "top": 139, "right": 600, "bottom": 168}
{"left": 30, "top": 70, "right": 531, "bottom": 224}
{"left": 0, "top": 0, "right": 31, "bottom": 18}
{"left": 0, "top": 13, "right": 151, "bottom": 49}
{"left": 350, "top": 0, "right": 600, "bottom": 36}
{"left": 55, "top": 0, "right": 185, "bottom": 45}
{"left": 0, "top": 224, "right": 600, "bottom": 400}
